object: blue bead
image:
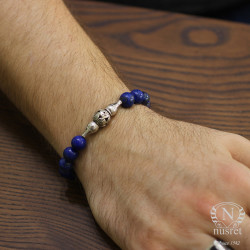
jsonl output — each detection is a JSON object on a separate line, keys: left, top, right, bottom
{"left": 59, "top": 158, "right": 68, "bottom": 168}
{"left": 59, "top": 168, "right": 75, "bottom": 180}
{"left": 120, "top": 92, "right": 135, "bottom": 108}
{"left": 63, "top": 147, "right": 78, "bottom": 161}
{"left": 131, "top": 89, "right": 144, "bottom": 104}
{"left": 142, "top": 92, "right": 150, "bottom": 106}
{"left": 71, "top": 135, "right": 86, "bottom": 151}
{"left": 59, "top": 158, "right": 75, "bottom": 180}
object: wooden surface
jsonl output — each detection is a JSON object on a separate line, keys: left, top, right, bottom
{"left": 1, "top": 0, "right": 250, "bottom": 249}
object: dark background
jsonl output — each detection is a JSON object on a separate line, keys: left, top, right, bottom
{"left": 99, "top": 0, "right": 250, "bottom": 23}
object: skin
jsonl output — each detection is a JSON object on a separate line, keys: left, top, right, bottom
{"left": 0, "top": 0, "right": 250, "bottom": 249}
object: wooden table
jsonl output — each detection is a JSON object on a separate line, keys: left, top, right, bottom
{"left": 1, "top": 0, "right": 250, "bottom": 249}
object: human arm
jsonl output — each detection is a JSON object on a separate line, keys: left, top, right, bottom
{"left": 1, "top": 0, "right": 250, "bottom": 249}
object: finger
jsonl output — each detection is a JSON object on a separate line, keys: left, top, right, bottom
{"left": 202, "top": 190, "right": 250, "bottom": 250}
{"left": 210, "top": 214, "right": 250, "bottom": 250}
{"left": 131, "top": 222, "right": 216, "bottom": 250}
{"left": 173, "top": 232, "right": 219, "bottom": 250}
{"left": 195, "top": 161, "right": 250, "bottom": 249}
{"left": 223, "top": 134, "right": 250, "bottom": 168}
{"left": 214, "top": 159, "right": 250, "bottom": 214}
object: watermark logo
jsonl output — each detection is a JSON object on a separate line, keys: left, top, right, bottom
{"left": 210, "top": 202, "right": 245, "bottom": 235}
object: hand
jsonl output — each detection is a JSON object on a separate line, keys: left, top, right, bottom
{"left": 1, "top": 1, "right": 249, "bottom": 249}
{"left": 76, "top": 105, "right": 250, "bottom": 249}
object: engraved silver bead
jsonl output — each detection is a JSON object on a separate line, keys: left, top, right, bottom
{"left": 82, "top": 121, "right": 99, "bottom": 137}
{"left": 105, "top": 100, "right": 122, "bottom": 116}
{"left": 93, "top": 109, "right": 111, "bottom": 127}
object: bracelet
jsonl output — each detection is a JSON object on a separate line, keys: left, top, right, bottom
{"left": 59, "top": 89, "right": 151, "bottom": 180}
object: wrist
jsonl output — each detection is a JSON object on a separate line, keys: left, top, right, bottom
{"left": 74, "top": 103, "right": 156, "bottom": 190}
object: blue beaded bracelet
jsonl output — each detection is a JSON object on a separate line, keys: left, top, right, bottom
{"left": 59, "top": 89, "right": 150, "bottom": 179}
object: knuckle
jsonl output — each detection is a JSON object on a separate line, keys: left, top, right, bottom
{"left": 133, "top": 223, "right": 169, "bottom": 250}
{"left": 229, "top": 133, "right": 245, "bottom": 142}
{"left": 223, "top": 132, "right": 248, "bottom": 145}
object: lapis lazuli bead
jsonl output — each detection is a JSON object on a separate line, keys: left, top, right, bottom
{"left": 131, "top": 89, "right": 144, "bottom": 104}
{"left": 146, "top": 101, "right": 151, "bottom": 108}
{"left": 59, "top": 158, "right": 75, "bottom": 180}
{"left": 59, "top": 158, "right": 69, "bottom": 169}
{"left": 71, "top": 135, "right": 86, "bottom": 151}
{"left": 142, "top": 92, "right": 150, "bottom": 106}
{"left": 59, "top": 167, "right": 75, "bottom": 180}
{"left": 63, "top": 147, "right": 78, "bottom": 162}
{"left": 120, "top": 92, "right": 135, "bottom": 108}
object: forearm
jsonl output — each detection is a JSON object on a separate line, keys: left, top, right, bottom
{"left": 2, "top": 2, "right": 250, "bottom": 249}
{"left": 0, "top": 0, "right": 129, "bottom": 155}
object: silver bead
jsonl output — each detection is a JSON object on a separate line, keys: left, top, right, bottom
{"left": 82, "top": 121, "right": 99, "bottom": 137}
{"left": 105, "top": 100, "right": 122, "bottom": 116}
{"left": 87, "top": 121, "right": 99, "bottom": 133}
{"left": 93, "top": 109, "right": 111, "bottom": 127}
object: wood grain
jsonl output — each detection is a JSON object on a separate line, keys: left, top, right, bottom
{"left": 1, "top": 0, "right": 250, "bottom": 249}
